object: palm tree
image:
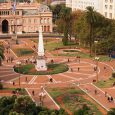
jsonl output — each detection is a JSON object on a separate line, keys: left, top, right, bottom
{"left": 108, "top": 108, "right": 115, "bottom": 115}
{"left": 60, "top": 7, "right": 72, "bottom": 45}
{"left": 86, "top": 6, "right": 97, "bottom": 56}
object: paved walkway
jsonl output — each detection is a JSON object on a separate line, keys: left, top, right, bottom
{"left": 0, "top": 38, "right": 115, "bottom": 112}
{"left": 79, "top": 83, "right": 115, "bottom": 111}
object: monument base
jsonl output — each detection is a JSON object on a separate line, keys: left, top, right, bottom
{"left": 36, "top": 58, "right": 47, "bottom": 71}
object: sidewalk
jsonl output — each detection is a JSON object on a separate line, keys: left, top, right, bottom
{"left": 79, "top": 83, "right": 115, "bottom": 111}
{"left": 26, "top": 88, "right": 60, "bottom": 110}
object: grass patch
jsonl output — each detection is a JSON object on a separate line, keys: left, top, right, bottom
{"left": 14, "top": 48, "right": 34, "bottom": 57}
{"left": 95, "top": 77, "right": 115, "bottom": 88}
{"left": 31, "top": 38, "right": 56, "bottom": 43}
{"left": 45, "top": 41, "right": 63, "bottom": 51}
{"left": 14, "top": 63, "right": 69, "bottom": 75}
{"left": 98, "top": 55, "right": 115, "bottom": 62}
{"left": 48, "top": 88, "right": 102, "bottom": 115}
{"left": 56, "top": 52, "right": 91, "bottom": 58}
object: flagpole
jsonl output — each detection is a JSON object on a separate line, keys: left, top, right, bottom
{"left": 13, "top": 0, "right": 18, "bottom": 44}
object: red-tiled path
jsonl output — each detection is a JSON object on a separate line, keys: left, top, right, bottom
{"left": 0, "top": 39, "right": 115, "bottom": 112}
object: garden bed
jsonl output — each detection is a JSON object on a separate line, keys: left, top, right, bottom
{"left": 95, "top": 77, "right": 115, "bottom": 88}
{"left": 13, "top": 48, "right": 34, "bottom": 57}
{"left": 14, "top": 63, "right": 69, "bottom": 75}
{"left": 48, "top": 87, "right": 103, "bottom": 115}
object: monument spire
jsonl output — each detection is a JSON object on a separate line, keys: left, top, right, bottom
{"left": 38, "top": 26, "right": 44, "bottom": 56}
{"left": 36, "top": 25, "right": 47, "bottom": 71}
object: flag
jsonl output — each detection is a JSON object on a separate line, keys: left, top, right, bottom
{"left": 12, "top": 0, "right": 16, "bottom": 13}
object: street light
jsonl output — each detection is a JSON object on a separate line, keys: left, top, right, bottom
{"left": 16, "top": 61, "right": 21, "bottom": 86}
{"left": 39, "top": 86, "right": 46, "bottom": 106}
{"left": 94, "top": 40, "right": 98, "bottom": 57}
{"left": 56, "top": 38, "right": 59, "bottom": 55}
{"left": 95, "top": 57, "right": 99, "bottom": 82}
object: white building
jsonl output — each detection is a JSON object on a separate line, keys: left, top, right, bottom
{"left": 66, "top": 0, "right": 115, "bottom": 19}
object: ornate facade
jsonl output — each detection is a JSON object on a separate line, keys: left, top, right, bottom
{"left": 0, "top": 2, "right": 52, "bottom": 34}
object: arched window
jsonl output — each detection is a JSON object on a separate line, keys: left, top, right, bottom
{"left": 47, "top": 26, "right": 50, "bottom": 32}
{"left": 44, "top": 26, "right": 46, "bottom": 32}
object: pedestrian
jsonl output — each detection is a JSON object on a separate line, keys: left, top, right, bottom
{"left": 49, "top": 78, "right": 53, "bottom": 82}
{"left": 111, "top": 96, "right": 113, "bottom": 102}
{"left": 78, "top": 56, "right": 80, "bottom": 63}
{"left": 33, "top": 45, "right": 36, "bottom": 49}
{"left": 68, "top": 58, "right": 70, "bottom": 62}
{"left": 32, "top": 90, "right": 34, "bottom": 96}
{"left": 108, "top": 96, "right": 110, "bottom": 102}
{"left": 11, "top": 57, "right": 14, "bottom": 63}
{"left": 71, "top": 68, "right": 73, "bottom": 72}
{"left": 78, "top": 67, "right": 80, "bottom": 71}
{"left": 94, "top": 89, "right": 97, "bottom": 95}
{"left": 108, "top": 96, "right": 112, "bottom": 102}
{"left": 105, "top": 91, "right": 107, "bottom": 97}
{"left": 104, "top": 66, "right": 106, "bottom": 70}
{"left": 13, "top": 82, "right": 15, "bottom": 86}
{"left": 25, "top": 77, "right": 28, "bottom": 82}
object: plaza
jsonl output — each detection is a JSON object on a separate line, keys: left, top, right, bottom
{"left": 0, "top": 0, "right": 115, "bottom": 114}
{"left": 0, "top": 37, "right": 115, "bottom": 114}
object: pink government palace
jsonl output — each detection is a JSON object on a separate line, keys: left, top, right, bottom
{"left": 0, "top": 2, "right": 53, "bottom": 34}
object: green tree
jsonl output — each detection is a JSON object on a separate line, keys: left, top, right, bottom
{"left": 13, "top": 96, "right": 36, "bottom": 115}
{"left": 9, "top": 111, "right": 24, "bottom": 115}
{"left": 85, "top": 6, "right": 97, "bottom": 56}
{"left": 108, "top": 108, "right": 115, "bottom": 115}
{"left": 60, "top": 7, "right": 72, "bottom": 45}
{"left": 0, "top": 95, "right": 17, "bottom": 114}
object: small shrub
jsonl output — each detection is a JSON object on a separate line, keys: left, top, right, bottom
{"left": 112, "top": 71, "right": 115, "bottom": 78}
{"left": 0, "top": 83, "right": 3, "bottom": 89}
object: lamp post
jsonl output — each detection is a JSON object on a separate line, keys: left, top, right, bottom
{"left": 56, "top": 38, "right": 59, "bottom": 55}
{"left": 95, "top": 57, "right": 99, "bottom": 82}
{"left": 39, "top": 86, "right": 46, "bottom": 106}
{"left": 16, "top": 61, "right": 21, "bottom": 86}
{"left": 94, "top": 40, "right": 98, "bottom": 57}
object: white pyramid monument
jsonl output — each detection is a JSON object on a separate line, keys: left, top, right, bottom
{"left": 36, "top": 26, "right": 47, "bottom": 71}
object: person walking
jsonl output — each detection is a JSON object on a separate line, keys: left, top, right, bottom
{"left": 105, "top": 91, "right": 107, "bottom": 97}
{"left": 13, "top": 82, "right": 15, "bottom": 86}
{"left": 110, "top": 96, "right": 113, "bottom": 102}
{"left": 78, "top": 67, "right": 80, "bottom": 71}
{"left": 71, "top": 68, "right": 73, "bottom": 72}
{"left": 94, "top": 89, "right": 97, "bottom": 95}
{"left": 32, "top": 90, "right": 35, "bottom": 96}
{"left": 25, "top": 77, "right": 28, "bottom": 82}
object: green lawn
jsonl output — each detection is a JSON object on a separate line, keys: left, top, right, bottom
{"left": 14, "top": 48, "right": 34, "bottom": 57}
{"left": 48, "top": 88, "right": 102, "bottom": 115}
{"left": 56, "top": 52, "right": 91, "bottom": 58}
{"left": 45, "top": 41, "right": 63, "bottom": 51}
{"left": 14, "top": 63, "right": 69, "bottom": 75}
{"left": 95, "top": 77, "right": 115, "bottom": 88}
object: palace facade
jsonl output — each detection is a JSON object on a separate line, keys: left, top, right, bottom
{"left": 0, "top": 2, "right": 53, "bottom": 34}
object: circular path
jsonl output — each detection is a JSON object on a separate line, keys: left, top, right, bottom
{"left": 0, "top": 39, "right": 115, "bottom": 111}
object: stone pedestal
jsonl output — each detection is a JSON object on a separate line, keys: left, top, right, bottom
{"left": 36, "top": 56, "right": 47, "bottom": 71}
